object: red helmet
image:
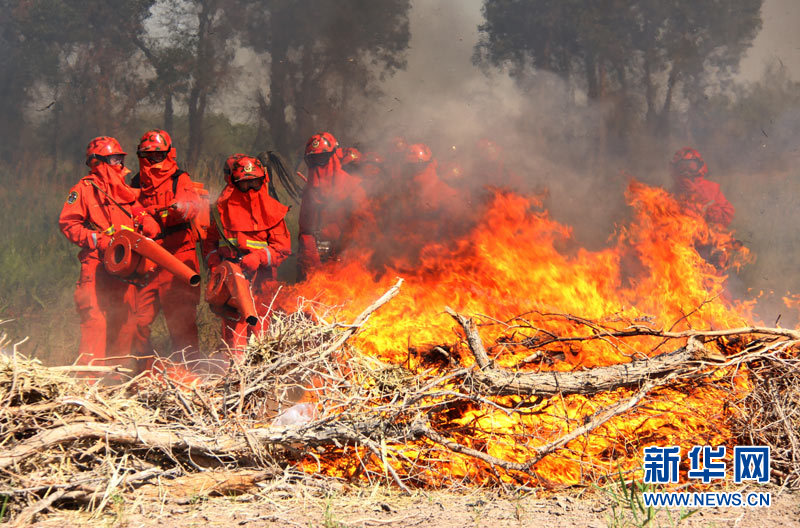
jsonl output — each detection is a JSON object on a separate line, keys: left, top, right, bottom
{"left": 671, "top": 147, "right": 708, "bottom": 179}
{"left": 341, "top": 147, "right": 362, "bottom": 166}
{"left": 224, "top": 153, "right": 246, "bottom": 178}
{"left": 231, "top": 156, "right": 266, "bottom": 181}
{"left": 305, "top": 132, "right": 338, "bottom": 156}
{"left": 137, "top": 129, "right": 172, "bottom": 153}
{"left": 85, "top": 136, "right": 126, "bottom": 167}
{"left": 405, "top": 143, "right": 432, "bottom": 164}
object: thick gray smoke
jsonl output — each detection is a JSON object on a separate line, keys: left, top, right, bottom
{"left": 347, "top": 0, "right": 800, "bottom": 325}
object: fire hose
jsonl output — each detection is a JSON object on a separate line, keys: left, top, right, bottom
{"left": 204, "top": 260, "right": 258, "bottom": 326}
{"left": 103, "top": 230, "right": 200, "bottom": 287}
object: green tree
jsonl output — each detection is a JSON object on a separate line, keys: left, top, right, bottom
{"left": 238, "top": 1, "right": 411, "bottom": 156}
{"left": 130, "top": 0, "right": 239, "bottom": 169}
{"left": 0, "top": 0, "right": 155, "bottom": 165}
{"left": 474, "top": 0, "right": 762, "bottom": 138}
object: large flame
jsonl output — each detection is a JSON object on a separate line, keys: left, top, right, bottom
{"left": 279, "top": 179, "right": 755, "bottom": 486}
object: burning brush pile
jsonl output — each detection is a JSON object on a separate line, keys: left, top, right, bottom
{"left": 1, "top": 181, "right": 799, "bottom": 522}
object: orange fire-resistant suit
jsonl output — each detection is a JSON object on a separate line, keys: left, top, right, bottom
{"left": 671, "top": 147, "right": 735, "bottom": 228}
{"left": 674, "top": 175, "right": 735, "bottom": 228}
{"left": 59, "top": 159, "right": 140, "bottom": 367}
{"left": 204, "top": 160, "right": 291, "bottom": 352}
{"left": 297, "top": 150, "right": 368, "bottom": 281}
{"left": 132, "top": 143, "right": 204, "bottom": 360}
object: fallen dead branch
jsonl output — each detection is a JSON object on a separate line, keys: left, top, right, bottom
{"left": 1, "top": 286, "right": 798, "bottom": 523}
{"left": 730, "top": 341, "right": 800, "bottom": 488}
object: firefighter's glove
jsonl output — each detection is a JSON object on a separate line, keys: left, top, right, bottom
{"left": 131, "top": 207, "right": 161, "bottom": 239}
{"left": 171, "top": 200, "right": 197, "bottom": 220}
{"left": 218, "top": 246, "right": 237, "bottom": 261}
{"left": 241, "top": 250, "right": 269, "bottom": 273}
{"left": 95, "top": 234, "right": 112, "bottom": 253}
{"left": 141, "top": 214, "right": 161, "bottom": 239}
{"left": 206, "top": 251, "right": 222, "bottom": 269}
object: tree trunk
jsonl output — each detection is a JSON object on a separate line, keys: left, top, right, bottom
{"left": 186, "top": 0, "right": 216, "bottom": 170}
{"left": 585, "top": 52, "right": 599, "bottom": 100}
{"left": 164, "top": 92, "right": 174, "bottom": 132}
{"left": 643, "top": 51, "right": 656, "bottom": 129}
{"left": 657, "top": 66, "right": 679, "bottom": 137}
{"left": 266, "top": 39, "right": 294, "bottom": 157}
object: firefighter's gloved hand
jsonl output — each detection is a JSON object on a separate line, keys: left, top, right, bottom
{"left": 141, "top": 214, "right": 160, "bottom": 238}
{"left": 132, "top": 207, "right": 161, "bottom": 239}
{"left": 218, "top": 246, "right": 236, "bottom": 261}
{"left": 206, "top": 252, "right": 222, "bottom": 269}
{"left": 240, "top": 251, "right": 264, "bottom": 273}
{"left": 96, "top": 234, "right": 112, "bottom": 253}
{"left": 171, "top": 200, "right": 197, "bottom": 220}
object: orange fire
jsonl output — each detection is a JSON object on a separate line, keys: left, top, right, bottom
{"left": 280, "top": 179, "right": 756, "bottom": 487}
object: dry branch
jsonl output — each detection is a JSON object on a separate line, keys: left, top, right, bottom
{"left": 446, "top": 308, "right": 785, "bottom": 396}
{"left": 1, "top": 289, "right": 799, "bottom": 523}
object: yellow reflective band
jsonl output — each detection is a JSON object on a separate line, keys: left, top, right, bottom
{"left": 219, "top": 237, "right": 239, "bottom": 248}
{"left": 160, "top": 210, "right": 169, "bottom": 218}
{"left": 104, "top": 226, "right": 116, "bottom": 235}
{"left": 120, "top": 225, "right": 134, "bottom": 232}
{"left": 244, "top": 240, "right": 268, "bottom": 249}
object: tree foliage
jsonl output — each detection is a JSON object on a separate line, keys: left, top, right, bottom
{"left": 238, "top": 0, "right": 411, "bottom": 156}
{"left": 474, "top": 0, "right": 763, "bottom": 137}
{"left": 0, "top": 0, "right": 154, "bottom": 163}
{"left": 0, "top": 0, "right": 411, "bottom": 170}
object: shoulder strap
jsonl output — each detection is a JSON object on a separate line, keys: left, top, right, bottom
{"left": 171, "top": 170, "right": 186, "bottom": 195}
{"left": 210, "top": 204, "right": 243, "bottom": 258}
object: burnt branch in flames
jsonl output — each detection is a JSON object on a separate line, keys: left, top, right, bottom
{"left": 411, "top": 378, "right": 660, "bottom": 477}
{"left": 1, "top": 293, "right": 799, "bottom": 521}
{"left": 447, "top": 307, "right": 799, "bottom": 396}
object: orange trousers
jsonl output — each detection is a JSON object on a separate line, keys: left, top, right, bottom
{"left": 133, "top": 249, "right": 201, "bottom": 362}
{"left": 73, "top": 258, "right": 137, "bottom": 367}
{"left": 221, "top": 273, "right": 280, "bottom": 356}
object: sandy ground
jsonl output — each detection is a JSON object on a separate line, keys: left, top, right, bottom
{"left": 24, "top": 484, "right": 799, "bottom": 528}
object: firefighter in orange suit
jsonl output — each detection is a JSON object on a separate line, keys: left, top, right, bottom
{"left": 58, "top": 136, "right": 158, "bottom": 372}
{"left": 670, "top": 147, "right": 735, "bottom": 228}
{"left": 205, "top": 155, "right": 292, "bottom": 353}
{"left": 297, "top": 132, "right": 368, "bottom": 281}
{"left": 131, "top": 129, "right": 205, "bottom": 363}
{"left": 402, "top": 143, "right": 459, "bottom": 211}
{"left": 670, "top": 147, "right": 740, "bottom": 271}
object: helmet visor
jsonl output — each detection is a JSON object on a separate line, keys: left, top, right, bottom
{"left": 138, "top": 151, "right": 168, "bottom": 163}
{"left": 234, "top": 177, "right": 265, "bottom": 192}
{"left": 674, "top": 158, "right": 702, "bottom": 176}
{"left": 98, "top": 154, "right": 125, "bottom": 166}
{"left": 305, "top": 152, "right": 334, "bottom": 167}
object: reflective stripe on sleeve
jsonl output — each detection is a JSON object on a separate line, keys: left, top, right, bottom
{"left": 91, "top": 232, "right": 97, "bottom": 248}
{"left": 244, "top": 240, "right": 269, "bottom": 250}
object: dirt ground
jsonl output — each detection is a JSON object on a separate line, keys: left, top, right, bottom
{"left": 23, "top": 484, "right": 799, "bottom": 528}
